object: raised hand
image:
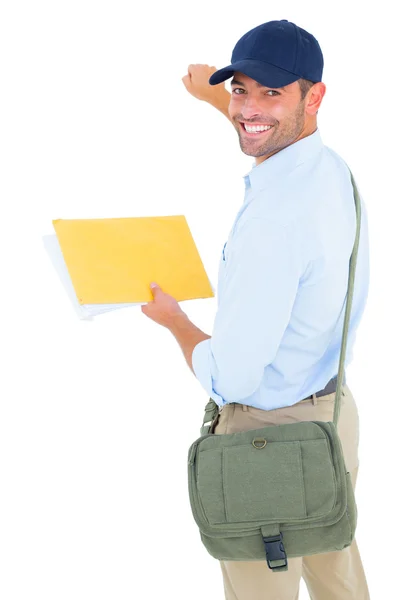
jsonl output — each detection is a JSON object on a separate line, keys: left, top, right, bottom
{"left": 182, "top": 64, "right": 231, "bottom": 121}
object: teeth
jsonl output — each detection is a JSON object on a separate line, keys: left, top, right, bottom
{"left": 244, "top": 124, "right": 272, "bottom": 133}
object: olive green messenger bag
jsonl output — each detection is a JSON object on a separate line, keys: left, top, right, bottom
{"left": 187, "top": 172, "right": 361, "bottom": 572}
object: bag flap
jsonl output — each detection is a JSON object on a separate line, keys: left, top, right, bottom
{"left": 188, "top": 421, "right": 348, "bottom": 537}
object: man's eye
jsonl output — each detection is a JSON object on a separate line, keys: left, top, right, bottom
{"left": 232, "top": 88, "right": 244, "bottom": 94}
{"left": 266, "top": 90, "right": 279, "bottom": 96}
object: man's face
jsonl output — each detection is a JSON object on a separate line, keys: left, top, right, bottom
{"left": 228, "top": 72, "right": 308, "bottom": 163}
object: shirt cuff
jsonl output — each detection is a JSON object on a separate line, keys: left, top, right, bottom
{"left": 191, "top": 339, "right": 225, "bottom": 407}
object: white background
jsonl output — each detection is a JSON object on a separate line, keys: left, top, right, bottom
{"left": 0, "top": 1, "right": 398, "bottom": 598}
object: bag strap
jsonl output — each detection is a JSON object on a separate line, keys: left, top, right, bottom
{"left": 201, "top": 169, "right": 362, "bottom": 432}
{"left": 332, "top": 170, "right": 362, "bottom": 426}
{"left": 201, "top": 399, "right": 219, "bottom": 436}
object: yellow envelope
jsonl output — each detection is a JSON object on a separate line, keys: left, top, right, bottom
{"left": 52, "top": 215, "right": 215, "bottom": 304}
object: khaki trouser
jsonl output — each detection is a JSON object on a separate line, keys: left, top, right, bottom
{"left": 213, "top": 384, "right": 370, "bottom": 600}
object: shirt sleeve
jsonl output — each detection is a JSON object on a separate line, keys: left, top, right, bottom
{"left": 191, "top": 217, "right": 303, "bottom": 405}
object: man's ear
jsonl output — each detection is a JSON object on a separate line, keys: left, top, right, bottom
{"left": 305, "top": 82, "right": 326, "bottom": 116}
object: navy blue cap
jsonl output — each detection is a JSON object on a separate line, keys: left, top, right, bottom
{"left": 209, "top": 20, "right": 323, "bottom": 88}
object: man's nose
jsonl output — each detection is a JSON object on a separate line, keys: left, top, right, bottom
{"left": 240, "top": 95, "right": 263, "bottom": 120}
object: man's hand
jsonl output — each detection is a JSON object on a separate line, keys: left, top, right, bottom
{"left": 182, "top": 64, "right": 221, "bottom": 103}
{"left": 141, "top": 283, "right": 186, "bottom": 329}
{"left": 182, "top": 65, "right": 231, "bottom": 123}
{"left": 141, "top": 282, "right": 211, "bottom": 374}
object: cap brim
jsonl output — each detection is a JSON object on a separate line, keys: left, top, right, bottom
{"left": 209, "top": 59, "right": 300, "bottom": 88}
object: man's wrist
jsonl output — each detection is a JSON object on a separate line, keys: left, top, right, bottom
{"left": 213, "top": 89, "right": 231, "bottom": 120}
{"left": 168, "top": 311, "right": 190, "bottom": 333}
{"left": 168, "top": 312, "right": 211, "bottom": 375}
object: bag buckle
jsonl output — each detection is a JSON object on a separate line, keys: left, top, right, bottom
{"left": 262, "top": 533, "right": 288, "bottom": 571}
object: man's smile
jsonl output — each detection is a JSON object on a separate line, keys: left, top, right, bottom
{"left": 239, "top": 122, "right": 274, "bottom": 136}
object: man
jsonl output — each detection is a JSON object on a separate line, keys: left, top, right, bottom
{"left": 142, "top": 19, "right": 370, "bottom": 599}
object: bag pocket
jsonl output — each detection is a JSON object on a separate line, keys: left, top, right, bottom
{"left": 196, "top": 437, "right": 336, "bottom": 525}
{"left": 223, "top": 441, "right": 306, "bottom": 522}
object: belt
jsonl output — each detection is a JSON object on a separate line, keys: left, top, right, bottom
{"left": 304, "top": 374, "right": 346, "bottom": 400}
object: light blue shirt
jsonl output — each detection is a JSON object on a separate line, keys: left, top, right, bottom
{"left": 192, "top": 130, "right": 370, "bottom": 411}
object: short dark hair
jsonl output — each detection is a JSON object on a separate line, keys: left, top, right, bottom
{"left": 298, "top": 78, "right": 315, "bottom": 100}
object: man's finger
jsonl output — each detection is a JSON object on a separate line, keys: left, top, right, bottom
{"left": 182, "top": 73, "right": 191, "bottom": 91}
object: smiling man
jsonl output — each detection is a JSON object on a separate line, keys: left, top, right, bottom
{"left": 229, "top": 74, "right": 318, "bottom": 162}
{"left": 144, "top": 19, "right": 371, "bottom": 599}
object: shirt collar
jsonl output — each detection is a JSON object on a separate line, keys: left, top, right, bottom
{"left": 243, "top": 129, "right": 323, "bottom": 193}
